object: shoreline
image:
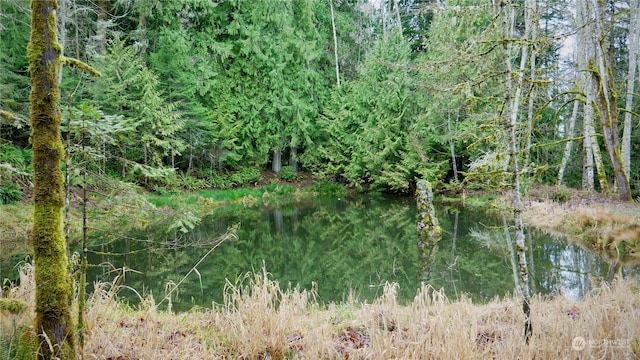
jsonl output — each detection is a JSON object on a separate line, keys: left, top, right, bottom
{"left": 519, "top": 186, "right": 640, "bottom": 265}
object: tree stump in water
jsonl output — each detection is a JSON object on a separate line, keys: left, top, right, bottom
{"left": 416, "top": 180, "right": 442, "bottom": 282}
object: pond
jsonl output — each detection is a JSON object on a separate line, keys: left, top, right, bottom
{"left": 78, "top": 195, "right": 639, "bottom": 311}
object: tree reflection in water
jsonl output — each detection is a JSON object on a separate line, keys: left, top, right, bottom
{"left": 86, "top": 196, "right": 639, "bottom": 311}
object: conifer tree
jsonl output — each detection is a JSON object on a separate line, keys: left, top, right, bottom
{"left": 92, "top": 38, "right": 183, "bottom": 176}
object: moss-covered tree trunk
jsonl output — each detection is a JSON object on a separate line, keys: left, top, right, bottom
{"left": 416, "top": 180, "right": 441, "bottom": 283}
{"left": 28, "top": 0, "right": 77, "bottom": 358}
{"left": 586, "top": 0, "right": 632, "bottom": 201}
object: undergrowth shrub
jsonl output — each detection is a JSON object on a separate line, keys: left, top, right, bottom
{"left": 550, "top": 186, "right": 571, "bottom": 203}
{"left": 228, "top": 167, "right": 263, "bottom": 187}
{"left": 311, "top": 181, "right": 346, "bottom": 195}
{"left": 0, "top": 326, "right": 36, "bottom": 360}
{"left": 278, "top": 166, "right": 299, "bottom": 182}
{"left": 0, "top": 183, "right": 22, "bottom": 204}
{"left": 0, "top": 143, "right": 29, "bottom": 204}
{"left": 205, "top": 168, "right": 263, "bottom": 189}
{"left": 0, "top": 144, "right": 31, "bottom": 173}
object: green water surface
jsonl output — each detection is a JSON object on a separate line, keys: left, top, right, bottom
{"left": 83, "top": 196, "right": 636, "bottom": 311}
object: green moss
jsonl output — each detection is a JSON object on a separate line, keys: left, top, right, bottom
{"left": 416, "top": 180, "right": 442, "bottom": 246}
{"left": 27, "top": 1, "right": 78, "bottom": 359}
{"left": 61, "top": 56, "right": 101, "bottom": 77}
{"left": 0, "top": 109, "right": 18, "bottom": 122}
{"left": 0, "top": 298, "right": 27, "bottom": 314}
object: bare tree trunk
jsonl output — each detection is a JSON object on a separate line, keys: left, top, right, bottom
{"left": 623, "top": 0, "right": 639, "bottom": 182}
{"left": 557, "top": 99, "right": 579, "bottom": 186}
{"left": 501, "top": 0, "right": 533, "bottom": 343}
{"left": 187, "top": 130, "right": 194, "bottom": 172}
{"left": 77, "top": 114, "right": 89, "bottom": 354}
{"left": 289, "top": 146, "right": 298, "bottom": 172}
{"left": 591, "top": 121, "right": 609, "bottom": 193}
{"left": 577, "top": 2, "right": 595, "bottom": 193}
{"left": 272, "top": 149, "right": 282, "bottom": 173}
{"left": 56, "top": 0, "right": 67, "bottom": 85}
{"left": 143, "top": 144, "right": 148, "bottom": 185}
{"left": 393, "top": 0, "right": 402, "bottom": 33}
{"left": 28, "top": 0, "right": 77, "bottom": 358}
{"left": 523, "top": 5, "right": 537, "bottom": 173}
{"left": 137, "top": 10, "right": 148, "bottom": 55}
{"left": 447, "top": 112, "right": 459, "bottom": 182}
{"left": 102, "top": 140, "right": 107, "bottom": 175}
{"left": 95, "top": 0, "right": 109, "bottom": 56}
{"left": 329, "top": 0, "right": 341, "bottom": 87}
{"left": 582, "top": 115, "right": 595, "bottom": 193}
{"left": 121, "top": 145, "right": 127, "bottom": 178}
{"left": 382, "top": 0, "right": 387, "bottom": 38}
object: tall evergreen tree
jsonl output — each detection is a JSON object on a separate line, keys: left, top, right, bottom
{"left": 148, "top": 25, "right": 211, "bottom": 171}
{"left": 312, "top": 32, "right": 447, "bottom": 192}
{"left": 92, "top": 38, "right": 183, "bottom": 177}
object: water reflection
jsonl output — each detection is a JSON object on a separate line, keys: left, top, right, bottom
{"left": 83, "top": 196, "right": 636, "bottom": 311}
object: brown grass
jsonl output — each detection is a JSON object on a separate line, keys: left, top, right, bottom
{"left": 521, "top": 190, "right": 640, "bottom": 263}
{"left": 2, "top": 266, "right": 640, "bottom": 359}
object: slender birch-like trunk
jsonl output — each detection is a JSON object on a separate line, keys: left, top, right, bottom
{"left": 329, "top": 0, "right": 340, "bottom": 87}
{"left": 272, "top": 148, "right": 282, "bottom": 173}
{"left": 623, "top": 0, "right": 639, "bottom": 182}
{"left": 448, "top": 112, "right": 459, "bottom": 182}
{"left": 56, "top": 0, "right": 67, "bottom": 85}
{"left": 577, "top": 1, "right": 595, "bottom": 193}
{"left": 591, "top": 120, "right": 609, "bottom": 193}
{"left": 523, "top": 0, "right": 538, "bottom": 171}
{"left": 393, "top": 0, "right": 402, "bottom": 33}
{"left": 589, "top": 0, "right": 632, "bottom": 200}
{"left": 557, "top": 99, "right": 579, "bottom": 186}
{"left": 501, "top": 0, "right": 533, "bottom": 343}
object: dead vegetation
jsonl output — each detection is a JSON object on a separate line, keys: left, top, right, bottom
{"left": 521, "top": 186, "right": 640, "bottom": 264}
{"left": 2, "top": 266, "right": 640, "bottom": 359}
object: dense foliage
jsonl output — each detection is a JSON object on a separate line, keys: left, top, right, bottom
{"left": 1, "top": 0, "right": 639, "bottom": 197}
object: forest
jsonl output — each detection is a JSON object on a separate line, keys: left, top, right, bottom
{"left": 0, "top": 0, "right": 637, "bottom": 200}
{"left": 1, "top": 1, "right": 640, "bottom": 359}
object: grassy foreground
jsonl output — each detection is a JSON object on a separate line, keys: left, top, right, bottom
{"left": 2, "top": 266, "right": 640, "bottom": 359}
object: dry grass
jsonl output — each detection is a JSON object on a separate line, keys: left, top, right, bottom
{"left": 520, "top": 185, "right": 640, "bottom": 263}
{"left": 2, "top": 266, "right": 640, "bottom": 360}
{"left": 522, "top": 198, "right": 640, "bottom": 263}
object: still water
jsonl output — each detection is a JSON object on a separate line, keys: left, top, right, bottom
{"left": 85, "top": 196, "right": 634, "bottom": 311}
